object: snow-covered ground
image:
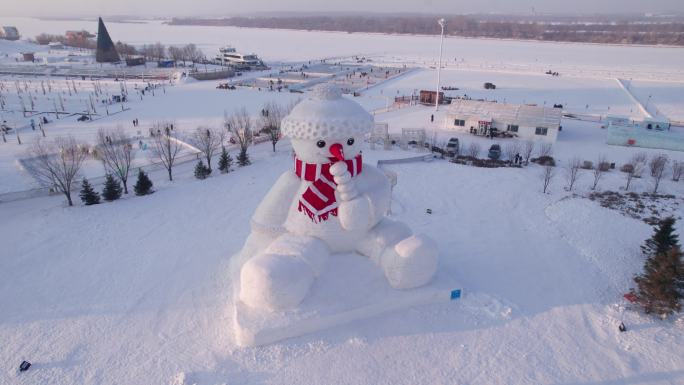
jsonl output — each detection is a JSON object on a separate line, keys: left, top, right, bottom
{"left": 2, "top": 138, "right": 684, "bottom": 385}
{"left": 1, "top": 18, "right": 684, "bottom": 385}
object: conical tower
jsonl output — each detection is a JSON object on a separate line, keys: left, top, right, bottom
{"left": 96, "top": 17, "right": 120, "bottom": 63}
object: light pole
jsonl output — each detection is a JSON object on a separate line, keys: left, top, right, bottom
{"left": 435, "top": 18, "right": 446, "bottom": 112}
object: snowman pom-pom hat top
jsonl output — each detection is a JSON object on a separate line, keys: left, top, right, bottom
{"left": 282, "top": 84, "right": 374, "bottom": 141}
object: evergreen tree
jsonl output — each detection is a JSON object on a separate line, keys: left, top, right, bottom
{"left": 632, "top": 246, "right": 684, "bottom": 316}
{"left": 102, "top": 173, "right": 123, "bottom": 201}
{"left": 79, "top": 178, "right": 100, "bottom": 205}
{"left": 194, "top": 159, "right": 210, "bottom": 179}
{"left": 218, "top": 146, "right": 232, "bottom": 173}
{"left": 133, "top": 169, "right": 154, "bottom": 196}
{"left": 642, "top": 217, "right": 679, "bottom": 258}
{"left": 237, "top": 147, "right": 250, "bottom": 167}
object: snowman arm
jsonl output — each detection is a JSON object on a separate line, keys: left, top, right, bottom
{"left": 358, "top": 166, "right": 392, "bottom": 225}
{"left": 251, "top": 171, "right": 300, "bottom": 234}
{"left": 333, "top": 164, "right": 391, "bottom": 230}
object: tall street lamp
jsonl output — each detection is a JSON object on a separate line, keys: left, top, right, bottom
{"left": 435, "top": 18, "right": 446, "bottom": 112}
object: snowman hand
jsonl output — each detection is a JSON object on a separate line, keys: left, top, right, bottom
{"left": 330, "top": 161, "right": 358, "bottom": 201}
{"left": 330, "top": 162, "right": 368, "bottom": 230}
{"left": 338, "top": 197, "right": 370, "bottom": 231}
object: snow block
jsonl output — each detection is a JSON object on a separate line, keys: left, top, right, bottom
{"left": 233, "top": 253, "right": 456, "bottom": 347}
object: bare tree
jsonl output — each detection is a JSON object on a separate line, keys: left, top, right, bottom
{"left": 167, "top": 46, "right": 183, "bottom": 65}
{"left": 623, "top": 161, "right": 636, "bottom": 191}
{"left": 632, "top": 152, "right": 647, "bottom": 178}
{"left": 188, "top": 126, "right": 225, "bottom": 172}
{"left": 225, "top": 108, "right": 254, "bottom": 165}
{"left": 541, "top": 164, "right": 555, "bottom": 193}
{"left": 671, "top": 160, "right": 684, "bottom": 182}
{"left": 150, "top": 121, "right": 183, "bottom": 181}
{"left": 96, "top": 127, "right": 134, "bottom": 194}
{"left": 591, "top": 155, "right": 606, "bottom": 190}
{"left": 260, "top": 101, "right": 287, "bottom": 152}
{"left": 183, "top": 44, "right": 202, "bottom": 64}
{"left": 522, "top": 140, "right": 535, "bottom": 165}
{"left": 564, "top": 157, "right": 582, "bottom": 191}
{"left": 622, "top": 152, "right": 647, "bottom": 191}
{"left": 465, "top": 142, "right": 481, "bottom": 158}
{"left": 649, "top": 154, "right": 668, "bottom": 193}
{"left": 504, "top": 142, "right": 520, "bottom": 163}
{"left": 152, "top": 42, "right": 166, "bottom": 60}
{"left": 538, "top": 142, "right": 553, "bottom": 157}
{"left": 25, "top": 136, "right": 88, "bottom": 206}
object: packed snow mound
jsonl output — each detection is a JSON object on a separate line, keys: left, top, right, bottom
{"left": 235, "top": 89, "right": 438, "bottom": 339}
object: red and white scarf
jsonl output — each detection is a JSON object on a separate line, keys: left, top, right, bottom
{"left": 294, "top": 153, "right": 363, "bottom": 223}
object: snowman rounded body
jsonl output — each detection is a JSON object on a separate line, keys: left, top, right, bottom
{"left": 284, "top": 163, "right": 390, "bottom": 252}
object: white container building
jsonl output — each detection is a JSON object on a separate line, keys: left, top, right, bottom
{"left": 444, "top": 99, "right": 562, "bottom": 143}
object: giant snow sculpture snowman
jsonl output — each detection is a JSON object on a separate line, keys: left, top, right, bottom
{"left": 238, "top": 85, "right": 439, "bottom": 311}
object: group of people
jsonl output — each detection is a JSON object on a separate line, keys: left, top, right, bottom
{"left": 512, "top": 153, "right": 523, "bottom": 165}
{"left": 132, "top": 118, "right": 140, "bottom": 127}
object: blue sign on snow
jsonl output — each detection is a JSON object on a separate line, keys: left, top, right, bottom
{"left": 450, "top": 289, "right": 462, "bottom": 300}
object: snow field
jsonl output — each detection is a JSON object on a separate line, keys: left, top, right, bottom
{"left": 0, "top": 18, "right": 683, "bottom": 385}
{"left": 2, "top": 142, "right": 684, "bottom": 384}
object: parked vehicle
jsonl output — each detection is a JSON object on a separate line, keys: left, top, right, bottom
{"left": 445, "top": 137, "right": 460, "bottom": 157}
{"left": 484, "top": 82, "right": 497, "bottom": 90}
{"left": 488, "top": 144, "right": 502, "bottom": 160}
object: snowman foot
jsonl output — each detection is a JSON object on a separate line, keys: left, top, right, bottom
{"left": 380, "top": 234, "right": 439, "bottom": 289}
{"left": 239, "top": 234, "right": 329, "bottom": 311}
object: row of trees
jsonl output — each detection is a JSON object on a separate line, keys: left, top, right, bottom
{"left": 34, "top": 31, "right": 96, "bottom": 49}
{"left": 24, "top": 101, "right": 291, "bottom": 206}
{"left": 79, "top": 169, "right": 153, "bottom": 205}
{"left": 168, "top": 16, "right": 684, "bottom": 46}
{"left": 560, "top": 152, "right": 682, "bottom": 194}
{"left": 32, "top": 32, "right": 206, "bottom": 63}
{"left": 458, "top": 140, "right": 552, "bottom": 165}
{"left": 136, "top": 43, "right": 205, "bottom": 63}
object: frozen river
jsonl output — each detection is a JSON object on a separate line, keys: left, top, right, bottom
{"left": 1, "top": 17, "right": 684, "bottom": 80}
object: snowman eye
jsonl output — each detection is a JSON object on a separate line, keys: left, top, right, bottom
{"left": 316, "top": 140, "right": 326, "bottom": 148}
{"left": 347, "top": 138, "right": 355, "bottom": 145}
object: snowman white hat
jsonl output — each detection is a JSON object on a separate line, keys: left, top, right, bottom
{"left": 281, "top": 84, "right": 374, "bottom": 140}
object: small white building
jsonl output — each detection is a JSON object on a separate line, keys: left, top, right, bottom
{"left": 605, "top": 115, "right": 679, "bottom": 151}
{"left": 444, "top": 99, "right": 562, "bottom": 143}
{"left": 48, "top": 41, "right": 64, "bottom": 50}
{"left": 605, "top": 115, "right": 670, "bottom": 131}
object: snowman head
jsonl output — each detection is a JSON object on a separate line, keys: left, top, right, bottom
{"left": 282, "top": 84, "right": 373, "bottom": 164}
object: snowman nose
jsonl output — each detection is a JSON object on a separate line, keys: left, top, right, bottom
{"left": 329, "top": 143, "right": 345, "bottom": 161}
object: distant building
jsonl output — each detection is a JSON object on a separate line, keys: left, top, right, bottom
{"left": 0, "top": 26, "right": 20, "bottom": 41}
{"left": 419, "top": 90, "right": 445, "bottom": 105}
{"left": 125, "top": 56, "right": 145, "bottom": 66}
{"left": 47, "top": 41, "right": 64, "bottom": 50}
{"left": 444, "top": 99, "right": 562, "bottom": 142}
{"left": 605, "top": 115, "right": 670, "bottom": 131}
{"left": 157, "top": 59, "right": 175, "bottom": 68}
{"left": 21, "top": 52, "right": 35, "bottom": 62}
{"left": 605, "top": 115, "right": 680, "bottom": 151}
{"left": 95, "top": 17, "right": 120, "bottom": 63}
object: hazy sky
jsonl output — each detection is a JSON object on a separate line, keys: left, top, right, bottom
{"left": 5, "top": 0, "right": 683, "bottom": 17}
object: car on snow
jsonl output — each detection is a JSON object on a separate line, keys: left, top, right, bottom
{"left": 488, "top": 144, "right": 502, "bottom": 160}
{"left": 445, "top": 137, "right": 459, "bottom": 157}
